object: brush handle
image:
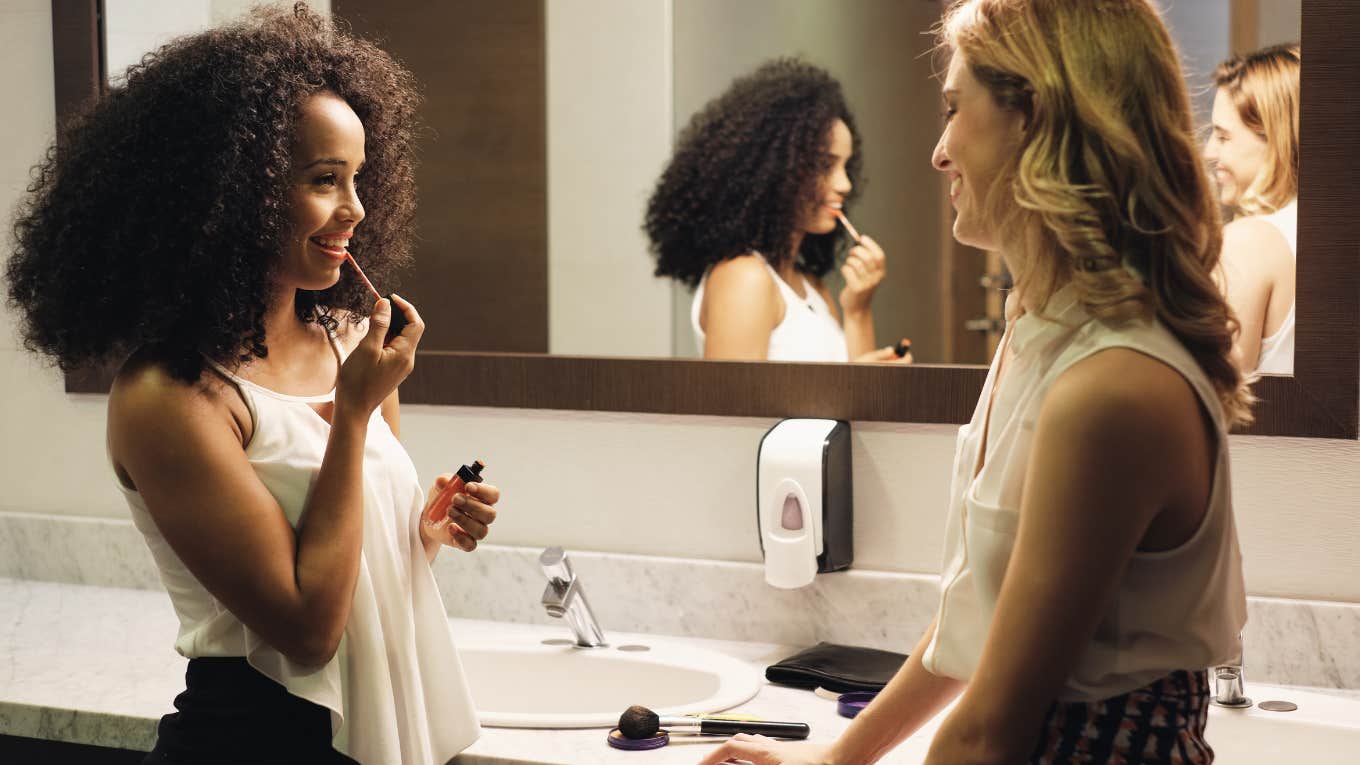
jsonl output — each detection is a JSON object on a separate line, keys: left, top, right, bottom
{"left": 698, "top": 719, "right": 810, "bottom": 739}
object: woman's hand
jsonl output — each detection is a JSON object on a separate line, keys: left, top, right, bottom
{"left": 853, "top": 346, "right": 913, "bottom": 364}
{"left": 696, "top": 735, "right": 835, "bottom": 765}
{"left": 335, "top": 295, "right": 424, "bottom": 424}
{"left": 420, "top": 478, "right": 500, "bottom": 553}
{"left": 838, "top": 234, "right": 887, "bottom": 317}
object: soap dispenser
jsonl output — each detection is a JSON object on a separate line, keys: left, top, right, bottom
{"left": 756, "top": 419, "right": 852, "bottom": 589}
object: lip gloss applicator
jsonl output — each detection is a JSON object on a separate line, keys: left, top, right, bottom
{"left": 835, "top": 211, "right": 863, "bottom": 244}
{"left": 344, "top": 251, "right": 409, "bottom": 342}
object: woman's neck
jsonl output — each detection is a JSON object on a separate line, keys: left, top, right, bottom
{"left": 776, "top": 232, "right": 805, "bottom": 283}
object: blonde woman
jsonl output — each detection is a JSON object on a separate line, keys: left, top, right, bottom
{"left": 1206, "top": 44, "right": 1301, "bottom": 375}
{"left": 698, "top": 1, "right": 1251, "bottom": 764}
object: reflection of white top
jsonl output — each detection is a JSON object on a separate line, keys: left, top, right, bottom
{"left": 922, "top": 284, "right": 1246, "bottom": 701}
{"left": 691, "top": 256, "right": 848, "bottom": 362}
{"left": 114, "top": 331, "right": 480, "bottom": 763}
{"left": 1254, "top": 199, "right": 1297, "bottom": 375}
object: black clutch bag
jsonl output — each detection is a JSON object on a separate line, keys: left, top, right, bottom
{"left": 764, "top": 642, "right": 909, "bottom": 693}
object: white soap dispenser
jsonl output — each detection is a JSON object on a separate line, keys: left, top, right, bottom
{"left": 756, "top": 418, "right": 853, "bottom": 589}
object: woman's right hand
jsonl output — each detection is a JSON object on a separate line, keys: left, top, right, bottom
{"left": 336, "top": 295, "right": 423, "bottom": 421}
{"left": 854, "top": 345, "right": 914, "bottom": 364}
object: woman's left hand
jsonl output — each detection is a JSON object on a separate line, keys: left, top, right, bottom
{"left": 695, "top": 734, "right": 834, "bottom": 765}
{"left": 421, "top": 479, "right": 500, "bottom": 552}
{"left": 839, "top": 234, "right": 887, "bottom": 316}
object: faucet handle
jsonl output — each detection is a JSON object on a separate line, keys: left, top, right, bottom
{"left": 540, "top": 546, "right": 575, "bottom": 584}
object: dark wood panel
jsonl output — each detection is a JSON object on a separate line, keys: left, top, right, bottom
{"left": 50, "top": 0, "right": 103, "bottom": 131}
{"left": 332, "top": 0, "right": 547, "bottom": 353}
{"left": 403, "top": 353, "right": 987, "bottom": 423}
{"left": 1291, "top": 0, "right": 1360, "bottom": 438}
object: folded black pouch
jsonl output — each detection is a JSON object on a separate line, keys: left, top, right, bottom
{"left": 765, "top": 642, "right": 909, "bottom": 693}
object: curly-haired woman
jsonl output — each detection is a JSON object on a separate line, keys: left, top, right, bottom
{"left": 645, "top": 58, "right": 907, "bottom": 363}
{"left": 7, "top": 6, "right": 490, "bottom": 763}
{"left": 1206, "top": 44, "right": 1301, "bottom": 375}
{"left": 698, "top": 1, "right": 1251, "bottom": 763}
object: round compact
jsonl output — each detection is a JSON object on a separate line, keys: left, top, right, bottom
{"left": 607, "top": 727, "right": 669, "bottom": 751}
{"left": 837, "top": 691, "right": 879, "bottom": 719}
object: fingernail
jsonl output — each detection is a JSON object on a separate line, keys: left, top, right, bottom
{"left": 453, "top": 494, "right": 466, "bottom": 507}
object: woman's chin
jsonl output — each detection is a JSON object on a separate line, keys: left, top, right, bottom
{"left": 951, "top": 219, "right": 997, "bottom": 252}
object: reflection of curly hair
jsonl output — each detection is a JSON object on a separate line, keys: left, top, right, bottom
{"left": 645, "top": 58, "right": 862, "bottom": 288}
{"left": 6, "top": 4, "right": 420, "bottom": 382}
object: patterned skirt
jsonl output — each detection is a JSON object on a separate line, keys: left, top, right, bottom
{"left": 1029, "top": 669, "right": 1214, "bottom": 764}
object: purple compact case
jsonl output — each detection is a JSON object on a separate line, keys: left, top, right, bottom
{"left": 608, "top": 727, "right": 669, "bottom": 750}
{"left": 837, "top": 691, "right": 879, "bottom": 719}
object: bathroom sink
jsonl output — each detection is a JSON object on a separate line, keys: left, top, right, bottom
{"left": 1205, "top": 684, "right": 1360, "bottom": 763}
{"left": 457, "top": 637, "right": 764, "bottom": 728}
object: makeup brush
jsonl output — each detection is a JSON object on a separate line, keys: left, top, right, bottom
{"left": 344, "top": 251, "right": 408, "bottom": 341}
{"left": 834, "top": 211, "right": 863, "bottom": 244}
{"left": 617, "top": 705, "right": 810, "bottom": 740}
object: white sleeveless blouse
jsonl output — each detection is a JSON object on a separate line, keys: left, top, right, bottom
{"left": 692, "top": 256, "right": 849, "bottom": 362}
{"left": 922, "top": 285, "right": 1247, "bottom": 701}
{"left": 115, "top": 332, "right": 480, "bottom": 763}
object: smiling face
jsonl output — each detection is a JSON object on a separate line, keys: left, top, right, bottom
{"left": 797, "top": 119, "right": 854, "bottom": 236}
{"left": 281, "top": 92, "right": 367, "bottom": 291}
{"left": 1204, "top": 87, "right": 1269, "bottom": 210}
{"left": 931, "top": 54, "right": 1027, "bottom": 251}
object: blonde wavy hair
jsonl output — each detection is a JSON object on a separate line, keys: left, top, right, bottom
{"left": 1214, "top": 43, "right": 1301, "bottom": 216}
{"left": 938, "top": 0, "right": 1253, "bottom": 426}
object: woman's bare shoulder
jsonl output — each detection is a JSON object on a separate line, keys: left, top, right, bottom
{"left": 109, "top": 349, "right": 249, "bottom": 456}
{"left": 707, "top": 252, "right": 775, "bottom": 288}
{"left": 1222, "top": 216, "right": 1292, "bottom": 267}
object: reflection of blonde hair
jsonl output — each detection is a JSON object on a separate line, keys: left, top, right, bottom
{"left": 938, "top": 0, "right": 1252, "bottom": 425}
{"left": 1214, "top": 44, "right": 1301, "bottom": 215}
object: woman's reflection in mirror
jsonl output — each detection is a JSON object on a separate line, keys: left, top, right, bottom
{"left": 1206, "top": 44, "right": 1301, "bottom": 375}
{"left": 645, "top": 59, "right": 910, "bottom": 364}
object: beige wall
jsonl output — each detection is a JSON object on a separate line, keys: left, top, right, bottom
{"left": 3, "top": 0, "right": 1357, "bottom": 604}
{"left": 547, "top": 0, "right": 675, "bottom": 356}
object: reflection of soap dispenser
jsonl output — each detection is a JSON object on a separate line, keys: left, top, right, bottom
{"left": 757, "top": 419, "right": 852, "bottom": 589}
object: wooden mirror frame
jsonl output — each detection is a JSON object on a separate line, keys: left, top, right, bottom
{"left": 57, "top": 0, "right": 1357, "bottom": 438}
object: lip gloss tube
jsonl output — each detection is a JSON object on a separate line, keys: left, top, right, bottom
{"left": 424, "top": 459, "right": 487, "bottom": 525}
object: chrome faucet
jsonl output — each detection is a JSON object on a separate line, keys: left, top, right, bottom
{"left": 539, "top": 546, "right": 607, "bottom": 647}
{"left": 1211, "top": 637, "right": 1252, "bottom": 708}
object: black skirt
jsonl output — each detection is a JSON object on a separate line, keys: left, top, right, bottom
{"left": 142, "top": 657, "right": 357, "bottom": 765}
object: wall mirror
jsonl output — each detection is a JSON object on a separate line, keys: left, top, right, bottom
{"left": 56, "top": 1, "right": 1357, "bottom": 437}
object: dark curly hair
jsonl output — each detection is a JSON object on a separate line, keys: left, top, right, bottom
{"left": 5, "top": 3, "right": 420, "bottom": 382}
{"left": 645, "top": 58, "right": 863, "bottom": 288}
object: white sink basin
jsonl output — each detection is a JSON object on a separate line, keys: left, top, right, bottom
{"left": 1205, "top": 684, "right": 1360, "bottom": 764}
{"left": 457, "top": 637, "right": 764, "bottom": 728}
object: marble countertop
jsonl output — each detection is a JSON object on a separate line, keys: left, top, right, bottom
{"left": 0, "top": 577, "right": 929, "bottom": 764}
{"left": 4, "top": 577, "right": 1358, "bottom": 764}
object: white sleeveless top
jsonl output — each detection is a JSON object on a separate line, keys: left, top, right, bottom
{"left": 1254, "top": 199, "right": 1297, "bottom": 375}
{"left": 922, "top": 285, "right": 1247, "bottom": 701}
{"left": 691, "top": 256, "right": 849, "bottom": 362}
{"left": 115, "top": 330, "right": 480, "bottom": 763}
